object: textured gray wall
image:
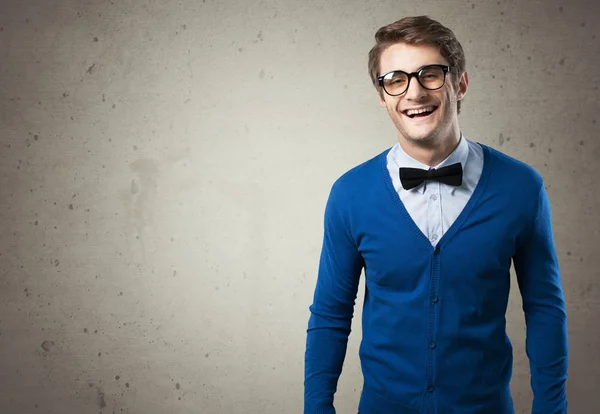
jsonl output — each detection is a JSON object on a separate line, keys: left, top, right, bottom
{"left": 1, "top": 0, "right": 599, "bottom": 413}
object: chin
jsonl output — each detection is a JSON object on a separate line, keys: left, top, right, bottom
{"left": 403, "top": 130, "right": 439, "bottom": 144}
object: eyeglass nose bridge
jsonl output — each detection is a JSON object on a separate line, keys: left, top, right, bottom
{"left": 403, "top": 72, "right": 424, "bottom": 94}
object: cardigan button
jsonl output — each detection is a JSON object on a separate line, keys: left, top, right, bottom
{"left": 434, "top": 246, "right": 440, "bottom": 255}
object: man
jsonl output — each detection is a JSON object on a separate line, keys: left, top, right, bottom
{"left": 304, "top": 16, "right": 568, "bottom": 414}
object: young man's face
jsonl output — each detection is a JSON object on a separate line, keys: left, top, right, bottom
{"left": 378, "top": 42, "right": 468, "bottom": 147}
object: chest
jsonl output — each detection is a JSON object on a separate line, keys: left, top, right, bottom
{"left": 354, "top": 195, "right": 520, "bottom": 291}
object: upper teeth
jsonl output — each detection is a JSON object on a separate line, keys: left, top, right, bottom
{"left": 406, "top": 107, "right": 435, "bottom": 116}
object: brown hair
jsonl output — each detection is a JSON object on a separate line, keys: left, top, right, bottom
{"left": 368, "top": 16, "right": 466, "bottom": 114}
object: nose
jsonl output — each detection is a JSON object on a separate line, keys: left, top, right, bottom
{"left": 404, "top": 74, "right": 427, "bottom": 100}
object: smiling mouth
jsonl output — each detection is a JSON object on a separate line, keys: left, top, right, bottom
{"left": 403, "top": 106, "right": 438, "bottom": 119}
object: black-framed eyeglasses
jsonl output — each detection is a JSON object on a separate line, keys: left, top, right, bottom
{"left": 377, "top": 64, "right": 452, "bottom": 96}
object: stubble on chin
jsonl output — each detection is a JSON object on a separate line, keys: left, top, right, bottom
{"left": 403, "top": 131, "right": 439, "bottom": 148}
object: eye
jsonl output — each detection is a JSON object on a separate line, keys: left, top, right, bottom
{"left": 383, "top": 72, "right": 407, "bottom": 84}
{"left": 420, "top": 66, "right": 445, "bottom": 80}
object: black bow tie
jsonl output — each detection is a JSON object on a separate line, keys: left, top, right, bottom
{"left": 399, "top": 162, "right": 463, "bottom": 190}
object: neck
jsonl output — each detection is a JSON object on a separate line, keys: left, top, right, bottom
{"left": 398, "top": 128, "right": 461, "bottom": 167}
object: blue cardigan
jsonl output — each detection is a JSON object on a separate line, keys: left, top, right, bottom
{"left": 304, "top": 143, "right": 568, "bottom": 414}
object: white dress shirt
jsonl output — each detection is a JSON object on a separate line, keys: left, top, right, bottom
{"left": 386, "top": 135, "right": 485, "bottom": 247}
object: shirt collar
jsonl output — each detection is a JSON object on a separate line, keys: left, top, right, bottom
{"left": 394, "top": 134, "right": 469, "bottom": 195}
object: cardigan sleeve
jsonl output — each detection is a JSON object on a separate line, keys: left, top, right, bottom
{"left": 304, "top": 182, "right": 364, "bottom": 414}
{"left": 513, "top": 182, "right": 568, "bottom": 414}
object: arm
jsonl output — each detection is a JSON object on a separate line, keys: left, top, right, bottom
{"left": 513, "top": 182, "right": 568, "bottom": 414}
{"left": 304, "top": 184, "right": 364, "bottom": 414}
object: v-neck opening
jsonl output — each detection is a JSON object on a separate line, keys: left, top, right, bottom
{"left": 381, "top": 142, "right": 493, "bottom": 252}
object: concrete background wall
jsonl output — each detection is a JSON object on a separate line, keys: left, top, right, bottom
{"left": 1, "top": 0, "right": 598, "bottom": 413}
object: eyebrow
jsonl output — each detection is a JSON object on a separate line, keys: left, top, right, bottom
{"left": 382, "top": 64, "right": 447, "bottom": 75}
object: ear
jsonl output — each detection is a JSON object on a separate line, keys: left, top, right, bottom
{"left": 456, "top": 71, "right": 469, "bottom": 101}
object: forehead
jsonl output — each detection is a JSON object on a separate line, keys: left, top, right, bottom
{"left": 379, "top": 42, "right": 447, "bottom": 74}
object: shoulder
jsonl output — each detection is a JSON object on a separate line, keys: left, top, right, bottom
{"left": 329, "top": 148, "right": 391, "bottom": 199}
{"left": 481, "top": 143, "right": 544, "bottom": 191}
